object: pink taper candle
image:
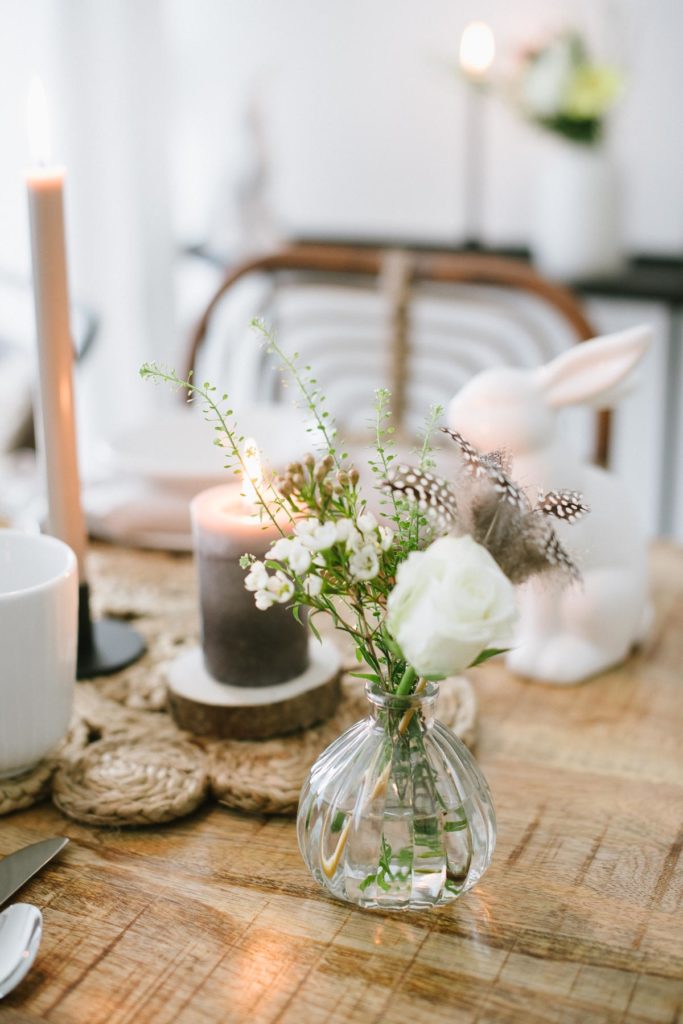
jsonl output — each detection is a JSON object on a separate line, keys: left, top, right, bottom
{"left": 26, "top": 78, "right": 88, "bottom": 580}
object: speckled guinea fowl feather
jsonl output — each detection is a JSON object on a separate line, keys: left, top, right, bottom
{"left": 384, "top": 465, "right": 457, "bottom": 534}
{"left": 535, "top": 489, "right": 590, "bottom": 523}
{"left": 440, "top": 428, "right": 525, "bottom": 509}
{"left": 384, "top": 428, "right": 588, "bottom": 584}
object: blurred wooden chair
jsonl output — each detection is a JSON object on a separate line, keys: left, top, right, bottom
{"left": 185, "top": 243, "right": 608, "bottom": 465}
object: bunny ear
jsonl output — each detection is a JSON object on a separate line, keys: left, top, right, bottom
{"left": 535, "top": 325, "right": 652, "bottom": 409}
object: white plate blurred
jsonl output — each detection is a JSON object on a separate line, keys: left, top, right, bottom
{"left": 100, "top": 405, "right": 310, "bottom": 493}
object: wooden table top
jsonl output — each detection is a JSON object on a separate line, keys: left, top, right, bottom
{"left": 1, "top": 543, "right": 682, "bottom": 1024}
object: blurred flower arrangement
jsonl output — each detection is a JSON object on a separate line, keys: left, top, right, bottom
{"left": 140, "top": 320, "right": 588, "bottom": 698}
{"left": 516, "top": 31, "right": 622, "bottom": 145}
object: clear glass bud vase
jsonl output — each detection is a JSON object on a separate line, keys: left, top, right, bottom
{"left": 297, "top": 682, "right": 496, "bottom": 910}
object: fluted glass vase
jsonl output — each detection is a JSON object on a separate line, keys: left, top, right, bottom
{"left": 297, "top": 682, "right": 496, "bottom": 910}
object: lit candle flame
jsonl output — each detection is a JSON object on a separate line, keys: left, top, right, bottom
{"left": 459, "top": 22, "right": 495, "bottom": 79}
{"left": 241, "top": 437, "right": 262, "bottom": 507}
{"left": 27, "top": 77, "right": 52, "bottom": 166}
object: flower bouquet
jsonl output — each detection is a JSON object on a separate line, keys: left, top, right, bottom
{"left": 141, "top": 320, "right": 588, "bottom": 910}
{"left": 516, "top": 31, "right": 621, "bottom": 146}
{"left": 515, "top": 31, "right": 624, "bottom": 278}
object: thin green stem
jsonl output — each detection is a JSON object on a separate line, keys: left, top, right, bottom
{"left": 251, "top": 319, "right": 341, "bottom": 468}
{"left": 395, "top": 665, "right": 417, "bottom": 696}
{"left": 140, "top": 366, "right": 290, "bottom": 535}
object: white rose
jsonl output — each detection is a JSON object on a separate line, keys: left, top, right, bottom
{"left": 244, "top": 561, "right": 269, "bottom": 593}
{"left": 387, "top": 535, "right": 517, "bottom": 677}
{"left": 349, "top": 544, "right": 380, "bottom": 582}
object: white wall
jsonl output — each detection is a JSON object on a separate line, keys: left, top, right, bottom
{"left": 167, "top": 0, "right": 683, "bottom": 253}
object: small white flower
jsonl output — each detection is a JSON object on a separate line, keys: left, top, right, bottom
{"left": 344, "top": 526, "right": 364, "bottom": 553}
{"left": 294, "top": 518, "right": 318, "bottom": 539}
{"left": 349, "top": 544, "right": 380, "bottom": 582}
{"left": 266, "top": 571, "right": 295, "bottom": 604}
{"left": 304, "top": 574, "right": 323, "bottom": 597}
{"left": 313, "top": 552, "right": 326, "bottom": 567}
{"left": 244, "top": 561, "right": 269, "bottom": 592}
{"left": 269, "top": 537, "right": 293, "bottom": 561}
{"left": 254, "top": 589, "right": 274, "bottom": 610}
{"left": 335, "top": 518, "right": 355, "bottom": 543}
{"left": 357, "top": 511, "right": 377, "bottom": 535}
{"left": 288, "top": 540, "right": 312, "bottom": 574}
{"left": 297, "top": 518, "right": 338, "bottom": 551}
{"left": 379, "top": 525, "right": 394, "bottom": 551}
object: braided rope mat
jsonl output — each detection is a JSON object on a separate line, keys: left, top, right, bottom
{"left": 0, "top": 546, "right": 478, "bottom": 826}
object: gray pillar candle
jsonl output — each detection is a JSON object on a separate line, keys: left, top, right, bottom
{"left": 191, "top": 483, "right": 309, "bottom": 688}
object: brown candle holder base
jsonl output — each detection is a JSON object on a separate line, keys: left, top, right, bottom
{"left": 166, "top": 638, "right": 342, "bottom": 740}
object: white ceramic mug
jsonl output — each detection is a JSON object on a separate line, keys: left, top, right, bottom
{"left": 0, "top": 530, "right": 78, "bottom": 778}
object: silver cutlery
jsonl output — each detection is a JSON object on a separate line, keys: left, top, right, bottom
{"left": 0, "top": 837, "right": 69, "bottom": 907}
{"left": 0, "top": 904, "right": 42, "bottom": 998}
{"left": 0, "top": 838, "right": 69, "bottom": 999}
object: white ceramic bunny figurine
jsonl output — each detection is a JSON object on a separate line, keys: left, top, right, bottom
{"left": 447, "top": 324, "right": 653, "bottom": 685}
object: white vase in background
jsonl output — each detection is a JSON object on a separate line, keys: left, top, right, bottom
{"left": 531, "top": 138, "right": 623, "bottom": 281}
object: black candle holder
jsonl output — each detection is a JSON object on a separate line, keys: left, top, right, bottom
{"left": 77, "top": 582, "right": 146, "bottom": 679}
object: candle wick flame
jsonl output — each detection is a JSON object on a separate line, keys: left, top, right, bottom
{"left": 242, "top": 437, "right": 262, "bottom": 508}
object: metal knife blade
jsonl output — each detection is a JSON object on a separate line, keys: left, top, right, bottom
{"left": 0, "top": 838, "right": 69, "bottom": 906}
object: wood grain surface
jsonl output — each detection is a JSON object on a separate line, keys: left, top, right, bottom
{"left": 1, "top": 543, "right": 682, "bottom": 1024}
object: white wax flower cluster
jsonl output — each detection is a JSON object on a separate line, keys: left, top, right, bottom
{"left": 387, "top": 535, "right": 517, "bottom": 678}
{"left": 244, "top": 512, "right": 394, "bottom": 611}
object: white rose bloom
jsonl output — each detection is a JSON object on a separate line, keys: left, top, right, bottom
{"left": 304, "top": 574, "right": 323, "bottom": 597}
{"left": 387, "top": 535, "right": 517, "bottom": 677}
{"left": 379, "top": 525, "right": 394, "bottom": 551}
{"left": 266, "top": 571, "right": 295, "bottom": 604}
{"left": 254, "top": 589, "right": 274, "bottom": 610}
{"left": 357, "top": 511, "right": 377, "bottom": 535}
{"left": 244, "top": 561, "right": 269, "bottom": 592}
{"left": 349, "top": 544, "right": 380, "bottom": 582}
{"left": 288, "top": 540, "right": 312, "bottom": 574}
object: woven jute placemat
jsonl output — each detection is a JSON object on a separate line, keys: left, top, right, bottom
{"left": 0, "top": 546, "right": 478, "bottom": 826}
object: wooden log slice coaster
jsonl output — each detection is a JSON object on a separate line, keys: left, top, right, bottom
{"left": 52, "top": 737, "right": 209, "bottom": 826}
{"left": 166, "top": 638, "right": 343, "bottom": 740}
{"left": 209, "top": 675, "right": 477, "bottom": 815}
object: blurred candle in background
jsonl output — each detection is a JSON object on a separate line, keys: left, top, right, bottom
{"left": 459, "top": 21, "right": 495, "bottom": 79}
{"left": 26, "top": 77, "right": 88, "bottom": 580}
{"left": 459, "top": 21, "right": 495, "bottom": 248}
